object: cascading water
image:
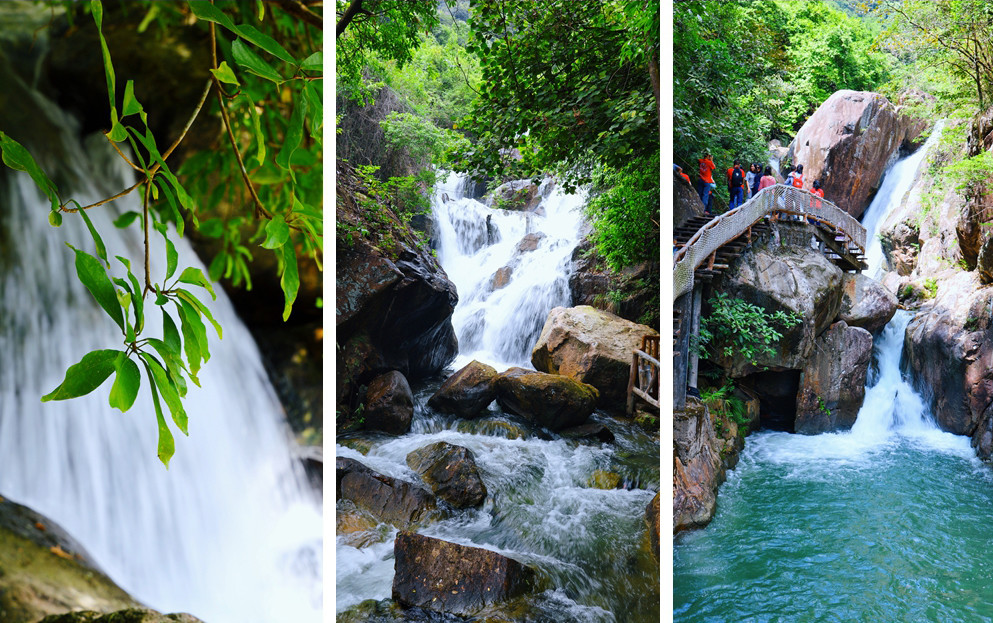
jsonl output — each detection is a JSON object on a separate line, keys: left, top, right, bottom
{"left": 336, "top": 173, "right": 660, "bottom": 621}
{"left": 0, "top": 80, "right": 321, "bottom": 621}
{"left": 674, "top": 123, "right": 993, "bottom": 620}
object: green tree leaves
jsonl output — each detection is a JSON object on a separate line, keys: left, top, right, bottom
{"left": 42, "top": 350, "right": 121, "bottom": 402}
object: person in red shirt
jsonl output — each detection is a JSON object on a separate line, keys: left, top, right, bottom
{"left": 697, "top": 154, "right": 716, "bottom": 214}
{"left": 810, "top": 179, "right": 824, "bottom": 209}
{"left": 726, "top": 160, "right": 747, "bottom": 210}
{"left": 758, "top": 166, "right": 777, "bottom": 192}
{"left": 674, "top": 164, "right": 692, "bottom": 186}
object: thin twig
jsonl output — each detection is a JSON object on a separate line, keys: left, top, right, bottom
{"left": 142, "top": 180, "right": 151, "bottom": 293}
{"left": 106, "top": 135, "right": 143, "bottom": 172}
{"left": 61, "top": 181, "right": 143, "bottom": 212}
{"left": 159, "top": 78, "right": 213, "bottom": 164}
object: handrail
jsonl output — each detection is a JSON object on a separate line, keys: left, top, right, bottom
{"left": 627, "top": 335, "right": 660, "bottom": 414}
{"left": 673, "top": 185, "right": 866, "bottom": 301}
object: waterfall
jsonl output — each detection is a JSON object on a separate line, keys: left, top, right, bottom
{"left": 0, "top": 86, "right": 321, "bottom": 621}
{"left": 432, "top": 172, "right": 586, "bottom": 370}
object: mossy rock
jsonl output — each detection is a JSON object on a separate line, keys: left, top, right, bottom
{"left": 494, "top": 368, "right": 599, "bottom": 431}
{"left": 587, "top": 470, "right": 623, "bottom": 490}
{"left": 39, "top": 609, "right": 204, "bottom": 623}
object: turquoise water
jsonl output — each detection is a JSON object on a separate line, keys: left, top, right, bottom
{"left": 673, "top": 429, "right": 993, "bottom": 622}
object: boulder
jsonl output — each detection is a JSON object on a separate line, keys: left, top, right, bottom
{"left": 515, "top": 232, "right": 546, "bottom": 254}
{"left": 0, "top": 496, "right": 139, "bottom": 623}
{"left": 406, "top": 442, "right": 487, "bottom": 509}
{"left": 838, "top": 273, "right": 898, "bottom": 334}
{"left": 336, "top": 457, "right": 437, "bottom": 529}
{"left": 486, "top": 179, "right": 542, "bottom": 212}
{"left": 674, "top": 169, "right": 704, "bottom": 228}
{"left": 427, "top": 360, "right": 499, "bottom": 418}
{"left": 39, "top": 610, "right": 203, "bottom": 623}
{"left": 559, "top": 422, "right": 615, "bottom": 444}
{"left": 787, "top": 90, "right": 926, "bottom": 218}
{"left": 494, "top": 368, "right": 599, "bottom": 431}
{"left": 491, "top": 266, "right": 513, "bottom": 290}
{"left": 716, "top": 244, "right": 844, "bottom": 376}
{"left": 904, "top": 274, "right": 993, "bottom": 438}
{"left": 531, "top": 305, "right": 659, "bottom": 406}
{"left": 568, "top": 235, "right": 612, "bottom": 309}
{"left": 795, "top": 322, "right": 874, "bottom": 434}
{"left": 673, "top": 398, "right": 722, "bottom": 532}
{"left": 392, "top": 532, "right": 536, "bottom": 614}
{"left": 363, "top": 371, "right": 414, "bottom": 435}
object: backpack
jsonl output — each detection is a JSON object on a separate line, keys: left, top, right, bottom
{"left": 731, "top": 167, "right": 744, "bottom": 188}
{"left": 792, "top": 173, "right": 803, "bottom": 188}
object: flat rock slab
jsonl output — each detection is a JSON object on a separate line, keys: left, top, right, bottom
{"left": 427, "top": 360, "right": 498, "bottom": 418}
{"left": 406, "top": 442, "right": 487, "bottom": 509}
{"left": 336, "top": 457, "right": 437, "bottom": 529}
{"left": 392, "top": 532, "right": 536, "bottom": 615}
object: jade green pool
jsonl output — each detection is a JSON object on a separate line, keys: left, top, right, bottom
{"left": 673, "top": 429, "right": 993, "bottom": 622}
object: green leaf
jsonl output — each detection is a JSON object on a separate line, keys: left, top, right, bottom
{"left": 280, "top": 241, "right": 299, "bottom": 321}
{"left": 256, "top": 0, "right": 264, "bottom": 21}
{"left": 113, "top": 211, "right": 140, "bottom": 228}
{"left": 162, "top": 309, "right": 181, "bottom": 354}
{"left": 77, "top": 207, "right": 108, "bottom": 266}
{"left": 240, "top": 93, "right": 266, "bottom": 167}
{"left": 233, "top": 24, "right": 294, "bottom": 64}
{"left": 165, "top": 235, "right": 178, "bottom": 281}
{"left": 177, "top": 266, "right": 216, "bottom": 300}
{"left": 208, "top": 252, "right": 225, "bottom": 282}
{"left": 210, "top": 61, "right": 240, "bottom": 86}
{"left": 68, "top": 244, "right": 124, "bottom": 331}
{"left": 301, "top": 51, "right": 322, "bottom": 71}
{"left": 275, "top": 97, "right": 307, "bottom": 171}
{"left": 262, "top": 214, "right": 289, "bottom": 249}
{"left": 116, "top": 256, "right": 144, "bottom": 334}
{"left": 49, "top": 211, "right": 62, "bottom": 227}
{"left": 122, "top": 79, "right": 143, "bottom": 117}
{"left": 231, "top": 39, "right": 283, "bottom": 83}
{"left": 108, "top": 353, "right": 140, "bottom": 412}
{"left": 91, "top": 0, "right": 119, "bottom": 130}
{"left": 145, "top": 365, "right": 175, "bottom": 468}
{"left": 0, "top": 131, "right": 60, "bottom": 210}
{"left": 177, "top": 288, "right": 222, "bottom": 339}
{"left": 145, "top": 338, "right": 189, "bottom": 397}
{"left": 41, "top": 349, "right": 120, "bottom": 401}
{"left": 141, "top": 353, "right": 188, "bottom": 435}
{"left": 187, "top": 0, "right": 236, "bottom": 30}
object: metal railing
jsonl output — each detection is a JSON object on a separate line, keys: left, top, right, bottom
{"left": 673, "top": 185, "right": 866, "bottom": 301}
{"left": 627, "top": 335, "right": 660, "bottom": 414}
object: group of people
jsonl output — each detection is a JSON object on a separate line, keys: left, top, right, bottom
{"left": 675, "top": 154, "right": 824, "bottom": 215}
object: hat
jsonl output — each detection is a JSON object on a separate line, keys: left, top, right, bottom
{"left": 673, "top": 164, "right": 680, "bottom": 171}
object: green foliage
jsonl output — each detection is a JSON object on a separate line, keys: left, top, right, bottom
{"left": 2, "top": 0, "right": 323, "bottom": 466}
{"left": 700, "top": 382, "right": 749, "bottom": 429}
{"left": 584, "top": 153, "right": 661, "bottom": 272}
{"left": 923, "top": 277, "right": 938, "bottom": 299}
{"left": 698, "top": 292, "right": 803, "bottom": 364}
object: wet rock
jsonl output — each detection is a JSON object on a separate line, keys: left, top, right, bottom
{"left": 486, "top": 179, "right": 542, "bottom": 212}
{"left": 406, "top": 442, "right": 487, "bottom": 508}
{"left": 646, "top": 492, "right": 660, "bottom": 560}
{"left": 786, "top": 90, "right": 926, "bottom": 218}
{"left": 490, "top": 266, "right": 513, "bottom": 290}
{"left": 531, "top": 306, "right": 659, "bottom": 407}
{"left": 838, "top": 273, "right": 898, "bottom": 334}
{"left": 795, "top": 322, "right": 874, "bottom": 434}
{"left": 392, "top": 532, "right": 536, "bottom": 615}
{"left": 717, "top": 244, "right": 844, "bottom": 376}
{"left": 673, "top": 398, "right": 722, "bottom": 532}
{"left": 427, "top": 360, "right": 499, "bottom": 418}
{"left": 363, "top": 371, "right": 414, "bottom": 435}
{"left": 977, "top": 237, "right": 993, "bottom": 285}
{"left": 0, "top": 496, "right": 139, "bottom": 622}
{"left": 494, "top": 367, "right": 599, "bottom": 431}
{"left": 587, "top": 470, "right": 622, "bottom": 489}
{"left": 38, "top": 609, "right": 203, "bottom": 623}
{"left": 515, "top": 232, "right": 546, "bottom": 254}
{"left": 336, "top": 457, "right": 437, "bottom": 529}
{"left": 559, "top": 422, "right": 615, "bottom": 444}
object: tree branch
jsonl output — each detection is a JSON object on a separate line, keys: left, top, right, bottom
{"left": 273, "top": 0, "right": 323, "bottom": 31}
{"left": 337, "top": 0, "right": 366, "bottom": 38}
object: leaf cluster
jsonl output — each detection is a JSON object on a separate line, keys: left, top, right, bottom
{"left": 698, "top": 292, "right": 803, "bottom": 365}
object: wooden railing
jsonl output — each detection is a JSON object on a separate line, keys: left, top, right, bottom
{"left": 627, "top": 335, "right": 660, "bottom": 414}
{"left": 673, "top": 185, "right": 866, "bottom": 301}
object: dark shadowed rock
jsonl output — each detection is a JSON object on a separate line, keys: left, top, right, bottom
{"left": 364, "top": 371, "right": 414, "bottom": 435}
{"left": 674, "top": 169, "right": 705, "bottom": 228}
{"left": 392, "top": 532, "right": 536, "bottom": 615}
{"left": 838, "top": 273, "right": 898, "bottom": 334}
{"left": 427, "top": 360, "right": 499, "bottom": 418}
{"left": 559, "top": 422, "right": 615, "bottom": 443}
{"left": 39, "top": 610, "right": 203, "bottom": 623}
{"left": 406, "top": 442, "right": 487, "bottom": 508}
{"left": 494, "top": 368, "right": 599, "bottom": 431}
{"left": 795, "top": 322, "right": 873, "bottom": 434}
{"left": 336, "top": 457, "right": 437, "bottom": 529}
{"left": 647, "top": 492, "right": 660, "bottom": 560}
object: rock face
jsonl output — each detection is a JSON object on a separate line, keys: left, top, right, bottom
{"left": 673, "top": 399, "right": 722, "bottom": 532}
{"left": 494, "top": 367, "right": 599, "bottom": 431}
{"left": 515, "top": 232, "right": 546, "bottom": 254}
{"left": 795, "top": 322, "right": 874, "bottom": 434}
{"left": 363, "top": 371, "right": 414, "bottom": 435}
{"left": 39, "top": 610, "right": 204, "bottom": 623}
{"left": 486, "top": 179, "right": 544, "bottom": 212}
{"left": 392, "top": 532, "right": 536, "bottom": 614}
{"left": 838, "top": 273, "right": 898, "bottom": 334}
{"left": 427, "top": 360, "right": 499, "bottom": 418}
{"left": 646, "top": 492, "right": 660, "bottom": 559}
{"left": 406, "top": 442, "right": 488, "bottom": 509}
{"left": 674, "top": 170, "right": 705, "bottom": 228}
{"left": 531, "top": 306, "right": 659, "bottom": 406}
{"left": 717, "top": 244, "right": 844, "bottom": 376}
{"left": 0, "top": 496, "right": 139, "bottom": 623}
{"left": 787, "top": 90, "right": 925, "bottom": 218}
{"left": 336, "top": 457, "right": 437, "bottom": 529}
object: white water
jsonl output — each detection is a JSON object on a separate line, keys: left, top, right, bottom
{"left": 432, "top": 172, "right": 586, "bottom": 370}
{"left": 861, "top": 121, "right": 945, "bottom": 277}
{"left": 0, "top": 98, "right": 321, "bottom": 620}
